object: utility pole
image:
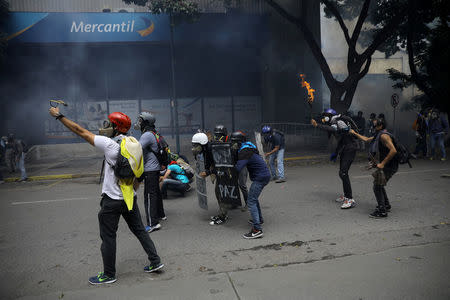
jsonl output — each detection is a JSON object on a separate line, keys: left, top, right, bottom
{"left": 169, "top": 13, "right": 180, "bottom": 153}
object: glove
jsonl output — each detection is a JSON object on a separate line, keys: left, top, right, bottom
{"left": 330, "top": 153, "right": 337, "bottom": 162}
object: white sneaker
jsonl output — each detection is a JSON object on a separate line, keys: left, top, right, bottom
{"left": 341, "top": 198, "right": 356, "bottom": 209}
{"left": 335, "top": 195, "right": 346, "bottom": 202}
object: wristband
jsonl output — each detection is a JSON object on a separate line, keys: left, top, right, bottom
{"left": 55, "top": 113, "right": 65, "bottom": 120}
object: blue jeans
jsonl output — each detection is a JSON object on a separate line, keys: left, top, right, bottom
{"left": 17, "top": 152, "right": 27, "bottom": 180}
{"left": 430, "top": 133, "right": 446, "bottom": 158}
{"left": 269, "top": 148, "right": 285, "bottom": 179}
{"left": 247, "top": 180, "right": 268, "bottom": 231}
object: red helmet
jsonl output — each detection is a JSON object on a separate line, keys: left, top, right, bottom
{"left": 108, "top": 112, "right": 131, "bottom": 133}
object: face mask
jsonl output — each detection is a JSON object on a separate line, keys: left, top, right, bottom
{"left": 134, "top": 117, "right": 143, "bottom": 131}
{"left": 323, "top": 116, "right": 330, "bottom": 123}
{"left": 192, "top": 144, "right": 203, "bottom": 156}
{"left": 99, "top": 120, "right": 114, "bottom": 137}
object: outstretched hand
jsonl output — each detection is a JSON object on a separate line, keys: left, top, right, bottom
{"left": 49, "top": 107, "right": 60, "bottom": 117}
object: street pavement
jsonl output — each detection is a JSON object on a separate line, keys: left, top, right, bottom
{"left": 0, "top": 157, "right": 449, "bottom": 299}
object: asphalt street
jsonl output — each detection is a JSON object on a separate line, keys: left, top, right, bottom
{"left": 0, "top": 158, "right": 449, "bottom": 299}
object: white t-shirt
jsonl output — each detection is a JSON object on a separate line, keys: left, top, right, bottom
{"left": 94, "top": 135, "right": 130, "bottom": 200}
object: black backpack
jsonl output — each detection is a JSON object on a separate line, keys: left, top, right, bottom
{"left": 112, "top": 139, "right": 135, "bottom": 180}
{"left": 150, "top": 132, "right": 169, "bottom": 168}
{"left": 379, "top": 131, "right": 412, "bottom": 168}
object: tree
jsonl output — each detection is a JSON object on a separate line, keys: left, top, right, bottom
{"left": 263, "top": 0, "right": 407, "bottom": 113}
{"left": 0, "top": 0, "right": 9, "bottom": 69}
{"left": 123, "top": 0, "right": 200, "bottom": 153}
{"left": 387, "top": 0, "right": 450, "bottom": 117}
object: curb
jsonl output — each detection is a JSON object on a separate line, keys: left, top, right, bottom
{"left": 5, "top": 173, "right": 99, "bottom": 182}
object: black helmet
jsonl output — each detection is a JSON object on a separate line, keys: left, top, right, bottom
{"left": 230, "top": 131, "right": 246, "bottom": 143}
{"left": 214, "top": 124, "right": 228, "bottom": 140}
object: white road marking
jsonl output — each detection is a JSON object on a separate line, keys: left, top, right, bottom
{"left": 11, "top": 197, "right": 90, "bottom": 205}
{"left": 353, "top": 168, "right": 450, "bottom": 179}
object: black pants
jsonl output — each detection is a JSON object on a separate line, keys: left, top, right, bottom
{"left": 143, "top": 171, "right": 165, "bottom": 227}
{"left": 339, "top": 150, "right": 356, "bottom": 199}
{"left": 373, "top": 169, "right": 396, "bottom": 213}
{"left": 98, "top": 195, "right": 161, "bottom": 278}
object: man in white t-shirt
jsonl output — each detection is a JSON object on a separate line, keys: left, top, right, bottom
{"left": 49, "top": 106, "right": 164, "bottom": 285}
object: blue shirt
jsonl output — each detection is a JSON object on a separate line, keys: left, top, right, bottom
{"left": 235, "top": 142, "right": 271, "bottom": 183}
{"left": 168, "top": 164, "right": 189, "bottom": 183}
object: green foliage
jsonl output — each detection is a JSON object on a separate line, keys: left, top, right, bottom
{"left": 123, "top": 0, "right": 200, "bottom": 25}
{"left": 388, "top": 1, "right": 450, "bottom": 114}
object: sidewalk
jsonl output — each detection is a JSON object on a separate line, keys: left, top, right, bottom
{"left": 18, "top": 241, "right": 450, "bottom": 300}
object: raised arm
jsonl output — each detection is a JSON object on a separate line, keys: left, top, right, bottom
{"left": 49, "top": 107, "right": 95, "bottom": 146}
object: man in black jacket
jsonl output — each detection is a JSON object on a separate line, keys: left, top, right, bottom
{"left": 311, "top": 109, "right": 359, "bottom": 209}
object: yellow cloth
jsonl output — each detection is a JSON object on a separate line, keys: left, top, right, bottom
{"left": 118, "top": 137, "right": 144, "bottom": 211}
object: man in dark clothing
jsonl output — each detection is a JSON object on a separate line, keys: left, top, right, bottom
{"left": 231, "top": 131, "right": 271, "bottom": 239}
{"left": 350, "top": 118, "right": 398, "bottom": 218}
{"left": 412, "top": 112, "right": 428, "bottom": 158}
{"left": 135, "top": 112, "right": 166, "bottom": 233}
{"left": 427, "top": 109, "right": 448, "bottom": 161}
{"left": 262, "top": 125, "right": 285, "bottom": 183}
{"left": 311, "top": 109, "right": 359, "bottom": 209}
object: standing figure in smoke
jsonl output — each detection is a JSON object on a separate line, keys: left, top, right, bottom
{"left": 135, "top": 112, "right": 166, "bottom": 233}
{"left": 427, "top": 109, "right": 448, "bottom": 161}
{"left": 231, "top": 131, "right": 270, "bottom": 239}
{"left": 48, "top": 107, "right": 164, "bottom": 285}
{"left": 350, "top": 118, "right": 399, "bottom": 218}
{"left": 311, "top": 109, "right": 359, "bottom": 209}
{"left": 261, "top": 126, "right": 286, "bottom": 183}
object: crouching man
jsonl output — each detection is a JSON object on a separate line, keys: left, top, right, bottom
{"left": 49, "top": 106, "right": 164, "bottom": 285}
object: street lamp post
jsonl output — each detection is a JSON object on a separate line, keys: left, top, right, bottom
{"left": 169, "top": 13, "right": 180, "bottom": 153}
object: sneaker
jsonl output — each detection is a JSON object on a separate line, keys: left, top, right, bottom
{"left": 160, "top": 216, "right": 167, "bottom": 221}
{"left": 209, "top": 215, "right": 228, "bottom": 225}
{"left": 335, "top": 195, "right": 346, "bottom": 202}
{"left": 341, "top": 198, "right": 356, "bottom": 209}
{"left": 275, "top": 178, "right": 286, "bottom": 183}
{"left": 248, "top": 219, "right": 264, "bottom": 225}
{"left": 88, "top": 272, "right": 117, "bottom": 285}
{"left": 441, "top": 158, "right": 447, "bottom": 161}
{"left": 376, "top": 204, "right": 391, "bottom": 212}
{"left": 18, "top": 178, "right": 28, "bottom": 182}
{"left": 243, "top": 228, "right": 263, "bottom": 239}
{"left": 144, "top": 262, "right": 164, "bottom": 273}
{"left": 369, "top": 210, "right": 387, "bottom": 218}
{"left": 146, "top": 223, "right": 161, "bottom": 233}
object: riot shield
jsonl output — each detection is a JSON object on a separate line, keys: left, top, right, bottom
{"left": 195, "top": 153, "right": 208, "bottom": 210}
{"left": 210, "top": 143, "right": 242, "bottom": 207}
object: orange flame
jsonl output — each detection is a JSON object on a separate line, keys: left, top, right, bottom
{"left": 299, "top": 74, "right": 315, "bottom": 105}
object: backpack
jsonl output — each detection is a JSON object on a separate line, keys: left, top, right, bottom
{"left": 394, "top": 141, "right": 413, "bottom": 168}
{"left": 176, "top": 158, "right": 195, "bottom": 182}
{"left": 111, "top": 138, "right": 135, "bottom": 180}
{"left": 150, "top": 132, "right": 170, "bottom": 168}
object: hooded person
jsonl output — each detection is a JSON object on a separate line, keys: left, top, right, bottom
{"left": 428, "top": 109, "right": 448, "bottom": 161}
{"left": 135, "top": 112, "right": 166, "bottom": 233}
{"left": 231, "top": 131, "right": 271, "bottom": 239}
{"left": 311, "top": 109, "right": 359, "bottom": 209}
{"left": 48, "top": 106, "right": 164, "bottom": 285}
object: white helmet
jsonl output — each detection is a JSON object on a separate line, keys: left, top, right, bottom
{"left": 192, "top": 133, "right": 208, "bottom": 145}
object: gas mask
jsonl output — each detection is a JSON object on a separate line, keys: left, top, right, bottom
{"left": 99, "top": 120, "right": 114, "bottom": 137}
{"left": 134, "top": 117, "right": 143, "bottom": 131}
{"left": 192, "top": 144, "right": 203, "bottom": 157}
{"left": 231, "top": 142, "right": 240, "bottom": 152}
{"left": 431, "top": 112, "right": 438, "bottom": 119}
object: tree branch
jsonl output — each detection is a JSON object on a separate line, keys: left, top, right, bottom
{"left": 351, "top": 0, "right": 371, "bottom": 45}
{"left": 263, "top": 0, "right": 337, "bottom": 89}
{"left": 322, "top": 0, "right": 351, "bottom": 46}
{"left": 358, "top": 56, "right": 371, "bottom": 80}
